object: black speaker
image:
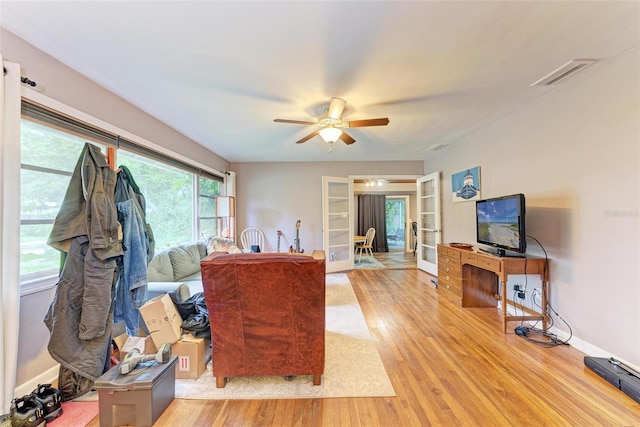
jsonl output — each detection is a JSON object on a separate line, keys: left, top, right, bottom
{"left": 584, "top": 356, "right": 640, "bottom": 404}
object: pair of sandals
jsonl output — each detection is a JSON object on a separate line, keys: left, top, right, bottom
{"left": 3, "top": 384, "right": 62, "bottom": 427}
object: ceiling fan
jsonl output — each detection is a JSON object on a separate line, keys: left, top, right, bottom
{"left": 274, "top": 97, "right": 389, "bottom": 152}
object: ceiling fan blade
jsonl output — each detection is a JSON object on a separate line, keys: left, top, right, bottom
{"left": 345, "top": 118, "right": 390, "bottom": 128}
{"left": 339, "top": 131, "right": 356, "bottom": 145}
{"left": 274, "top": 119, "right": 316, "bottom": 125}
{"left": 327, "top": 97, "right": 346, "bottom": 120}
{"left": 295, "top": 131, "right": 319, "bottom": 144}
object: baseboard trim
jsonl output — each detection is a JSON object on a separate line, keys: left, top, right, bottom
{"left": 15, "top": 364, "right": 59, "bottom": 397}
{"left": 504, "top": 305, "right": 640, "bottom": 374}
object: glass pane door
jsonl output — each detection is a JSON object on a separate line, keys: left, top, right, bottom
{"left": 416, "top": 172, "right": 441, "bottom": 275}
{"left": 386, "top": 196, "right": 407, "bottom": 251}
{"left": 322, "top": 176, "right": 354, "bottom": 273}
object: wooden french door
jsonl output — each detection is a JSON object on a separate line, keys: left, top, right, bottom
{"left": 322, "top": 176, "right": 354, "bottom": 273}
{"left": 416, "top": 172, "right": 441, "bottom": 275}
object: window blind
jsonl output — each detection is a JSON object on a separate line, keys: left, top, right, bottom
{"left": 21, "top": 100, "right": 223, "bottom": 182}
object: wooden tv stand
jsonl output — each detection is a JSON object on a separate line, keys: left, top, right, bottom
{"left": 437, "top": 244, "right": 549, "bottom": 333}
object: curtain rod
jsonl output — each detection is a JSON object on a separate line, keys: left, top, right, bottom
{"left": 21, "top": 76, "right": 37, "bottom": 87}
{"left": 3, "top": 66, "right": 37, "bottom": 86}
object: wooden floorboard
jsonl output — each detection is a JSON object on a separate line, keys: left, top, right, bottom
{"left": 87, "top": 268, "right": 640, "bottom": 426}
{"left": 373, "top": 250, "right": 417, "bottom": 269}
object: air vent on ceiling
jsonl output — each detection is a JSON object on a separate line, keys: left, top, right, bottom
{"left": 426, "top": 143, "right": 448, "bottom": 152}
{"left": 531, "top": 59, "right": 598, "bottom": 86}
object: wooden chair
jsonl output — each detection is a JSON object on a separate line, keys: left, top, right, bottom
{"left": 240, "top": 227, "right": 266, "bottom": 252}
{"left": 356, "top": 227, "right": 376, "bottom": 262}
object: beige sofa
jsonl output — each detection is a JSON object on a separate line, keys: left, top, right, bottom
{"left": 146, "top": 242, "right": 207, "bottom": 299}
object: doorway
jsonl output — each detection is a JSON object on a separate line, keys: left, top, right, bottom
{"left": 385, "top": 196, "right": 409, "bottom": 252}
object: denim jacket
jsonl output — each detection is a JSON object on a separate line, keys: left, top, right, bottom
{"left": 113, "top": 166, "right": 155, "bottom": 334}
{"left": 114, "top": 199, "right": 149, "bottom": 334}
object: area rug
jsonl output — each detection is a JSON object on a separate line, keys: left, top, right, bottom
{"left": 174, "top": 273, "right": 395, "bottom": 399}
{"left": 47, "top": 401, "right": 99, "bottom": 426}
{"left": 355, "top": 256, "right": 386, "bottom": 269}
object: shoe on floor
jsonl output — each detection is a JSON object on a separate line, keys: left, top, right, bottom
{"left": 31, "top": 383, "right": 63, "bottom": 422}
{"left": 9, "top": 395, "right": 45, "bottom": 427}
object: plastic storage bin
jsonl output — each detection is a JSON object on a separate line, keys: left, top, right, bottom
{"left": 94, "top": 355, "right": 178, "bottom": 427}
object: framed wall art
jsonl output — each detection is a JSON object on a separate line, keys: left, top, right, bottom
{"left": 451, "top": 167, "right": 481, "bottom": 202}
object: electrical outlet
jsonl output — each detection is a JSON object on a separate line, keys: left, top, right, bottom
{"left": 330, "top": 252, "right": 335, "bottom": 261}
{"left": 513, "top": 284, "right": 521, "bottom": 291}
{"left": 532, "top": 288, "right": 543, "bottom": 304}
{"left": 517, "top": 291, "right": 526, "bottom": 299}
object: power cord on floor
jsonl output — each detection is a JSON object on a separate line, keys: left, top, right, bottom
{"left": 513, "top": 236, "right": 572, "bottom": 347}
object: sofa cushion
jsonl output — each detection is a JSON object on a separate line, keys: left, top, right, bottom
{"left": 146, "top": 282, "right": 191, "bottom": 302}
{"left": 196, "top": 242, "right": 207, "bottom": 259}
{"left": 168, "top": 244, "right": 203, "bottom": 281}
{"left": 147, "top": 250, "right": 174, "bottom": 282}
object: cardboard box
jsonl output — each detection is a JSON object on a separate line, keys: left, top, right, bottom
{"left": 171, "top": 333, "right": 207, "bottom": 379}
{"left": 121, "top": 335, "right": 157, "bottom": 360}
{"left": 113, "top": 333, "right": 129, "bottom": 352}
{"left": 112, "top": 333, "right": 129, "bottom": 361}
{"left": 139, "top": 294, "right": 182, "bottom": 348}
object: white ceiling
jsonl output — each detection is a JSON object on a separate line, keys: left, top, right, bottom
{"left": 2, "top": 1, "right": 638, "bottom": 163}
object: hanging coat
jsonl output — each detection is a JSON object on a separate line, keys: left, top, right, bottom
{"left": 114, "top": 166, "right": 155, "bottom": 334}
{"left": 45, "top": 142, "right": 123, "bottom": 400}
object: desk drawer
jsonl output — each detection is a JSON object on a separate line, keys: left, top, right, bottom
{"left": 438, "top": 261, "right": 461, "bottom": 277}
{"left": 446, "top": 248, "right": 462, "bottom": 259}
{"left": 439, "top": 276, "right": 462, "bottom": 297}
{"left": 437, "top": 245, "right": 448, "bottom": 256}
{"left": 461, "top": 252, "right": 477, "bottom": 264}
{"left": 438, "top": 272, "right": 461, "bottom": 287}
{"left": 476, "top": 255, "right": 500, "bottom": 271}
{"left": 440, "top": 255, "right": 461, "bottom": 267}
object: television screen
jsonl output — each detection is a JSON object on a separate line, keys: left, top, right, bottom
{"left": 476, "top": 194, "right": 526, "bottom": 255}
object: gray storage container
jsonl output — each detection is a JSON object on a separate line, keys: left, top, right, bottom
{"left": 94, "top": 355, "right": 178, "bottom": 427}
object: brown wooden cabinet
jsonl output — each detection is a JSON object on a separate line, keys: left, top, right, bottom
{"left": 437, "top": 245, "right": 463, "bottom": 303}
{"left": 437, "top": 244, "right": 550, "bottom": 333}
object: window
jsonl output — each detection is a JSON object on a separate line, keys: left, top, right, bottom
{"left": 117, "top": 152, "right": 222, "bottom": 248}
{"left": 19, "top": 101, "right": 224, "bottom": 291}
{"left": 117, "top": 150, "right": 195, "bottom": 249}
{"left": 199, "top": 177, "right": 222, "bottom": 237}
{"left": 20, "top": 118, "right": 106, "bottom": 285}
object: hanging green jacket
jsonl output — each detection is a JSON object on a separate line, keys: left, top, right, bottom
{"left": 47, "top": 142, "right": 122, "bottom": 260}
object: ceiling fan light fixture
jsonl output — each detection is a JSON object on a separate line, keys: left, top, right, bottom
{"left": 319, "top": 127, "right": 343, "bottom": 143}
{"left": 274, "top": 97, "right": 388, "bottom": 147}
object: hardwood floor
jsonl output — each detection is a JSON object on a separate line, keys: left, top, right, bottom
{"left": 88, "top": 269, "right": 640, "bottom": 426}
{"left": 371, "top": 250, "right": 417, "bottom": 269}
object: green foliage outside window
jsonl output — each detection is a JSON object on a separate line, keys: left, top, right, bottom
{"left": 20, "top": 119, "right": 100, "bottom": 277}
{"left": 385, "top": 198, "right": 405, "bottom": 233}
{"left": 20, "top": 118, "right": 223, "bottom": 283}
{"left": 199, "top": 176, "right": 221, "bottom": 237}
{"left": 118, "top": 151, "right": 195, "bottom": 249}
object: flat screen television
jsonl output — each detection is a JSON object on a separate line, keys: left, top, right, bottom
{"left": 475, "top": 193, "right": 526, "bottom": 256}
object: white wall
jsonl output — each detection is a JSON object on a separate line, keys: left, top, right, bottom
{"left": 229, "top": 162, "right": 424, "bottom": 253}
{"left": 425, "top": 48, "right": 640, "bottom": 367}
